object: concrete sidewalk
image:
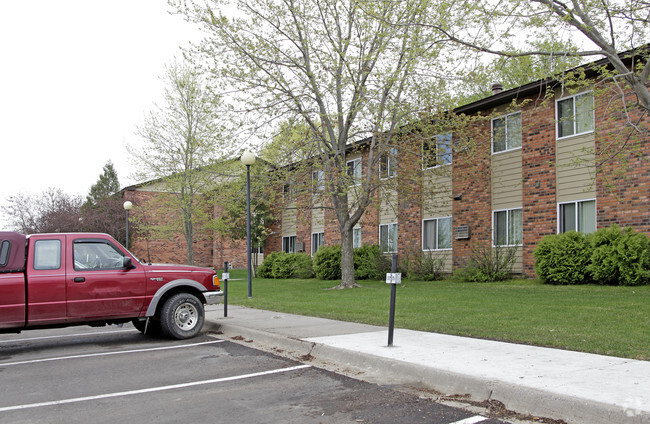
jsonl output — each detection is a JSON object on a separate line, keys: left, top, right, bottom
{"left": 204, "top": 305, "right": 649, "bottom": 424}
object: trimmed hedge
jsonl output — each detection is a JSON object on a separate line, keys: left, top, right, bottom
{"left": 354, "top": 244, "right": 391, "bottom": 280}
{"left": 534, "top": 225, "right": 650, "bottom": 286}
{"left": 257, "top": 251, "right": 313, "bottom": 279}
{"left": 313, "top": 245, "right": 342, "bottom": 280}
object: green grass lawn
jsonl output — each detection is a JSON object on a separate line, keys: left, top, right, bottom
{"left": 220, "top": 269, "right": 649, "bottom": 360}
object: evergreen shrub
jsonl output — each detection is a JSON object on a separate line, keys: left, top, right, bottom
{"left": 588, "top": 225, "right": 650, "bottom": 286}
{"left": 354, "top": 244, "right": 391, "bottom": 280}
{"left": 534, "top": 231, "right": 592, "bottom": 285}
{"left": 313, "top": 245, "right": 342, "bottom": 280}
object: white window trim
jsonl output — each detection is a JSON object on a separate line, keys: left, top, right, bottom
{"left": 346, "top": 158, "right": 362, "bottom": 186}
{"left": 557, "top": 198, "right": 597, "bottom": 234}
{"left": 353, "top": 226, "right": 362, "bottom": 249}
{"left": 311, "top": 232, "right": 324, "bottom": 256}
{"left": 556, "top": 91, "right": 595, "bottom": 140}
{"left": 379, "top": 222, "right": 398, "bottom": 253}
{"left": 379, "top": 148, "right": 397, "bottom": 180}
{"left": 491, "top": 111, "right": 522, "bottom": 155}
{"left": 423, "top": 134, "right": 453, "bottom": 170}
{"left": 422, "top": 216, "right": 453, "bottom": 251}
{"left": 492, "top": 207, "right": 523, "bottom": 247}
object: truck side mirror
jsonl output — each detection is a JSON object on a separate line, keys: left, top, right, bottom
{"left": 123, "top": 256, "right": 135, "bottom": 270}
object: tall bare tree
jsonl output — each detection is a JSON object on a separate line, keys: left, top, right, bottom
{"left": 129, "top": 60, "right": 224, "bottom": 265}
{"left": 174, "top": 0, "right": 460, "bottom": 287}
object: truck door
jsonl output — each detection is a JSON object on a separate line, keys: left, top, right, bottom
{"left": 67, "top": 238, "right": 146, "bottom": 318}
{"left": 0, "top": 234, "right": 27, "bottom": 329}
{"left": 26, "top": 235, "right": 68, "bottom": 325}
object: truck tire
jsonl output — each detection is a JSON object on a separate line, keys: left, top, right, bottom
{"left": 160, "top": 293, "right": 205, "bottom": 339}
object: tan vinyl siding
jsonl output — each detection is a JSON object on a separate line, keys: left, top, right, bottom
{"left": 311, "top": 206, "right": 325, "bottom": 233}
{"left": 380, "top": 189, "right": 398, "bottom": 224}
{"left": 422, "top": 171, "right": 452, "bottom": 219}
{"left": 556, "top": 133, "right": 596, "bottom": 202}
{"left": 282, "top": 207, "right": 297, "bottom": 236}
{"left": 491, "top": 149, "right": 522, "bottom": 210}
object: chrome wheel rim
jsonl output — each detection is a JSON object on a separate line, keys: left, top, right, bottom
{"left": 174, "top": 302, "right": 198, "bottom": 330}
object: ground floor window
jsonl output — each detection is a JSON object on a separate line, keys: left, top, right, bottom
{"left": 379, "top": 223, "right": 398, "bottom": 253}
{"left": 422, "top": 217, "right": 452, "bottom": 250}
{"left": 282, "top": 236, "right": 296, "bottom": 253}
{"left": 353, "top": 227, "right": 362, "bottom": 249}
{"left": 311, "top": 232, "right": 324, "bottom": 255}
{"left": 559, "top": 200, "right": 596, "bottom": 234}
{"left": 493, "top": 208, "right": 523, "bottom": 246}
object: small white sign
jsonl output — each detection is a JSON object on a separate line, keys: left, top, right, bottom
{"left": 222, "top": 273, "right": 230, "bottom": 280}
{"left": 386, "top": 273, "right": 402, "bottom": 285}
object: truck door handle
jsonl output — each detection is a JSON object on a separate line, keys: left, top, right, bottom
{"left": 74, "top": 277, "right": 85, "bottom": 283}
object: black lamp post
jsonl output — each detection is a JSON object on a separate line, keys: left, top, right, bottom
{"left": 240, "top": 151, "right": 256, "bottom": 298}
{"left": 123, "top": 201, "right": 133, "bottom": 249}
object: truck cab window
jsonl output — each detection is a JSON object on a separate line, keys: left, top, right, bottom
{"left": 74, "top": 241, "right": 125, "bottom": 270}
{"left": 33, "top": 240, "right": 62, "bottom": 270}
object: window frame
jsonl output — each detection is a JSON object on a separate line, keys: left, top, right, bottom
{"left": 379, "top": 148, "right": 397, "bottom": 179}
{"left": 422, "top": 216, "right": 453, "bottom": 251}
{"left": 282, "top": 235, "right": 296, "bottom": 253}
{"left": 423, "top": 133, "right": 453, "bottom": 169}
{"left": 379, "top": 222, "right": 398, "bottom": 253}
{"left": 352, "top": 227, "right": 362, "bottom": 249}
{"left": 556, "top": 91, "right": 595, "bottom": 139}
{"left": 311, "top": 232, "right": 324, "bottom": 256}
{"left": 491, "top": 111, "right": 522, "bottom": 154}
{"left": 492, "top": 208, "right": 523, "bottom": 247}
{"left": 557, "top": 199, "right": 597, "bottom": 234}
{"left": 346, "top": 158, "right": 362, "bottom": 186}
{"left": 312, "top": 170, "right": 325, "bottom": 192}
{"left": 33, "top": 239, "right": 62, "bottom": 270}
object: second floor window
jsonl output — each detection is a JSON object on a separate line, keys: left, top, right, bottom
{"left": 492, "top": 111, "right": 522, "bottom": 153}
{"left": 380, "top": 148, "right": 397, "bottom": 179}
{"left": 423, "top": 134, "right": 452, "bottom": 168}
{"left": 557, "top": 92, "right": 594, "bottom": 138}
{"left": 347, "top": 158, "right": 361, "bottom": 185}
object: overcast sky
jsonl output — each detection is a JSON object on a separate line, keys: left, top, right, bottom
{"left": 0, "top": 1, "right": 204, "bottom": 229}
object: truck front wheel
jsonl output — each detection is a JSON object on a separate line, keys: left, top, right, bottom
{"left": 160, "top": 293, "right": 205, "bottom": 339}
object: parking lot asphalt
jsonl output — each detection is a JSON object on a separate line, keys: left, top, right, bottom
{"left": 205, "top": 305, "right": 650, "bottom": 424}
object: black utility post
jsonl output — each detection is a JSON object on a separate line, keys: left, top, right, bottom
{"left": 223, "top": 261, "right": 229, "bottom": 317}
{"left": 387, "top": 254, "right": 400, "bottom": 347}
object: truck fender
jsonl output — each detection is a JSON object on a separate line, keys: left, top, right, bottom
{"left": 145, "top": 279, "right": 206, "bottom": 317}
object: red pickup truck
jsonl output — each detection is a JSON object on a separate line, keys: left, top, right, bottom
{"left": 0, "top": 232, "right": 222, "bottom": 339}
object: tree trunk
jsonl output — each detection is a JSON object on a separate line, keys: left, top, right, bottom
{"left": 338, "top": 225, "right": 358, "bottom": 288}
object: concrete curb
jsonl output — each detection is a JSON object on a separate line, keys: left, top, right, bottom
{"left": 204, "top": 320, "right": 648, "bottom": 424}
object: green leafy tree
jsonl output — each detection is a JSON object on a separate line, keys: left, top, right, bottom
{"left": 129, "top": 60, "right": 224, "bottom": 265}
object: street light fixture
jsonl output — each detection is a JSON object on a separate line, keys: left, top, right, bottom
{"left": 123, "top": 201, "right": 133, "bottom": 249}
{"left": 240, "top": 151, "right": 256, "bottom": 298}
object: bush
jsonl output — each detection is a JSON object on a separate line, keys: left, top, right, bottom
{"left": 354, "top": 244, "right": 391, "bottom": 280}
{"left": 313, "top": 245, "right": 342, "bottom": 280}
{"left": 258, "top": 252, "right": 313, "bottom": 279}
{"left": 410, "top": 251, "right": 447, "bottom": 281}
{"left": 257, "top": 251, "right": 282, "bottom": 278}
{"left": 457, "top": 243, "right": 518, "bottom": 282}
{"left": 588, "top": 225, "right": 650, "bottom": 286}
{"left": 534, "top": 231, "right": 592, "bottom": 285}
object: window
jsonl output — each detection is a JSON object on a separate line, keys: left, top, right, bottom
{"left": 282, "top": 184, "right": 293, "bottom": 201}
{"left": 73, "top": 240, "right": 125, "bottom": 270}
{"left": 559, "top": 200, "right": 596, "bottom": 234}
{"left": 311, "top": 232, "right": 324, "bottom": 255}
{"left": 379, "top": 223, "right": 398, "bottom": 253}
{"left": 33, "top": 239, "right": 61, "bottom": 270}
{"left": 312, "top": 170, "right": 324, "bottom": 191}
{"left": 423, "top": 134, "right": 452, "bottom": 168}
{"left": 347, "top": 158, "right": 362, "bottom": 185}
{"left": 557, "top": 92, "right": 594, "bottom": 138}
{"left": 380, "top": 148, "right": 397, "bottom": 179}
{"left": 493, "top": 208, "right": 523, "bottom": 246}
{"left": 422, "top": 217, "right": 452, "bottom": 250}
{"left": 492, "top": 112, "right": 522, "bottom": 153}
{"left": 0, "top": 240, "right": 10, "bottom": 267}
{"left": 282, "top": 236, "right": 296, "bottom": 253}
{"left": 353, "top": 227, "right": 362, "bottom": 249}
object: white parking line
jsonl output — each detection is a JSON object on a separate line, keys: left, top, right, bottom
{"left": 449, "top": 416, "right": 488, "bottom": 424}
{"left": 0, "top": 329, "right": 137, "bottom": 344}
{"left": 0, "top": 364, "right": 312, "bottom": 413}
{"left": 0, "top": 340, "right": 224, "bottom": 367}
